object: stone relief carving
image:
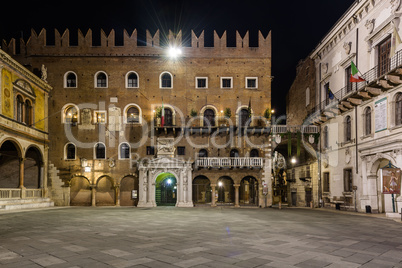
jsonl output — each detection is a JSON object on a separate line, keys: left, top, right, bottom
{"left": 343, "top": 42, "right": 352, "bottom": 55}
{"left": 275, "top": 134, "right": 281, "bottom": 144}
{"left": 322, "top": 63, "right": 328, "bottom": 74}
{"left": 157, "top": 138, "right": 175, "bottom": 157}
{"left": 81, "top": 108, "right": 92, "bottom": 125}
{"left": 108, "top": 107, "right": 121, "bottom": 132}
{"left": 345, "top": 148, "right": 351, "bottom": 164}
{"left": 391, "top": 0, "right": 402, "bottom": 14}
{"left": 365, "top": 19, "right": 375, "bottom": 34}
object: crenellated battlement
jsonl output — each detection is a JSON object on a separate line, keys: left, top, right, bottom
{"left": 1, "top": 28, "right": 271, "bottom": 58}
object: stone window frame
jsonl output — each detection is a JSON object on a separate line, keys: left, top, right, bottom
{"left": 94, "top": 142, "right": 107, "bottom": 160}
{"left": 363, "top": 106, "right": 372, "bottom": 136}
{"left": 159, "top": 71, "right": 173, "bottom": 89}
{"left": 123, "top": 103, "right": 142, "bottom": 124}
{"left": 118, "top": 142, "right": 131, "bottom": 160}
{"left": 94, "top": 71, "right": 108, "bottom": 88}
{"left": 64, "top": 71, "right": 78, "bottom": 88}
{"left": 61, "top": 103, "right": 80, "bottom": 124}
{"left": 344, "top": 115, "right": 352, "bottom": 142}
{"left": 125, "top": 71, "right": 139, "bottom": 89}
{"left": 245, "top": 77, "right": 258, "bottom": 89}
{"left": 195, "top": 77, "right": 208, "bottom": 89}
{"left": 199, "top": 105, "right": 218, "bottom": 127}
{"left": 220, "top": 77, "right": 233, "bottom": 89}
{"left": 93, "top": 110, "right": 107, "bottom": 124}
{"left": 64, "top": 142, "right": 76, "bottom": 160}
{"left": 305, "top": 87, "right": 310, "bottom": 107}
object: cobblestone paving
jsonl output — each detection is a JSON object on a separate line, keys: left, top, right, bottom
{"left": 0, "top": 207, "right": 401, "bottom": 267}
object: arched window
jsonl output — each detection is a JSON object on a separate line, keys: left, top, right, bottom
{"left": 95, "top": 143, "right": 106, "bottom": 159}
{"left": 364, "top": 107, "right": 372, "bottom": 136}
{"left": 199, "top": 149, "right": 208, "bottom": 158}
{"left": 345, "top": 116, "right": 351, "bottom": 142}
{"left": 25, "top": 100, "right": 33, "bottom": 125}
{"left": 250, "top": 149, "right": 259, "bottom": 157}
{"left": 239, "top": 108, "right": 250, "bottom": 127}
{"left": 127, "top": 72, "right": 138, "bottom": 88}
{"left": 66, "top": 143, "right": 76, "bottom": 160}
{"left": 230, "top": 149, "right": 239, "bottom": 157}
{"left": 127, "top": 107, "right": 140, "bottom": 123}
{"left": 66, "top": 72, "right": 77, "bottom": 88}
{"left": 160, "top": 72, "right": 172, "bottom": 88}
{"left": 203, "top": 109, "right": 215, "bottom": 127}
{"left": 119, "top": 143, "right": 130, "bottom": 159}
{"left": 323, "top": 126, "right": 329, "bottom": 149}
{"left": 396, "top": 93, "right": 402, "bottom": 126}
{"left": 64, "top": 106, "right": 78, "bottom": 124}
{"left": 16, "top": 95, "right": 24, "bottom": 123}
{"left": 96, "top": 72, "right": 107, "bottom": 88}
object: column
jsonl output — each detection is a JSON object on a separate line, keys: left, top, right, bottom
{"left": 234, "top": 184, "right": 240, "bottom": 207}
{"left": 91, "top": 186, "right": 96, "bottom": 207}
{"left": 19, "top": 158, "right": 25, "bottom": 188}
{"left": 367, "top": 175, "right": 378, "bottom": 212}
{"left": 115, "top": 185, "right": 120, "bottom": 206}
{"left": 211, "top": 184, "right": 217, "bottom": 207}
{"left": 19, "top": 158, "right": 25, "bottom": 198}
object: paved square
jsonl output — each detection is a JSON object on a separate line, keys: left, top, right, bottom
{"left": 0, "top": 207, "right": 401, "bottom": 267}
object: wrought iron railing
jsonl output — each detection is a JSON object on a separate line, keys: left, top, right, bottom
{"left": 309, "top": 49, "right": 402, "bottom": 116}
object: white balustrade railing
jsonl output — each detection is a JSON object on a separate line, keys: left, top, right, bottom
{"left": 0, "top": 188, "right": 43, "bottom": 199}
{"left": 0, "top": 189, "right": 21, "bottom": 199}
{"left": 271, "top": 125, "right": 319, "bottom": 134}
{"left": 196, "top": 157, "right": 263, "bottom": 168}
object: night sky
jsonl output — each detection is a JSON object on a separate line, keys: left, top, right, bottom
{"left": 0, "top": 0, "right": 356, "bottom": 117}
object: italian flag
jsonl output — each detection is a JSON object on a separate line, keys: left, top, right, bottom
{"left": 161, "top": 99, "right": 165, "bottom": 127}
{"left": 350, "top": 61, "right": 365, "bottom": 82}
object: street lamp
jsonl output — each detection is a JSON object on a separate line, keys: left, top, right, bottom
{"left": 168, "top": 47, "right": 182, "bottom": 59}
{"left": 291, "top": 157, "right": 297, "bottom": 164}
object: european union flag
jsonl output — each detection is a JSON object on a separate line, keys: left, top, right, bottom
{"left": 328, "top": 87, "right": 335, "bottom": 100}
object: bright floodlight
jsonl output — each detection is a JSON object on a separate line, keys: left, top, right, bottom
{"left": 291, "top": 157, "right": 297, "bottom": 164}
{"left": 168, "top": 47, "right": 182, "bottom": 58}
{"left": 218, "top": 181, "right": 223, "bottom": 187}
{"left": 167, "top": 179, "right": 172, "bottom": 185}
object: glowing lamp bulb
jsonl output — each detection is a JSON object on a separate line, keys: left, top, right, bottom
{"left": 291, "top": 157, "right": 297, "bottom": 164}
{"left": 167, "top": 179, "right": 172, "bottom": 185}
{"left": 218, "top": 181, "right": 223, "bottom": 187}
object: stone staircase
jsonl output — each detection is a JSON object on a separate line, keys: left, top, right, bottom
{"left": 0, "top": 198, "right": 54, "bottom": 211}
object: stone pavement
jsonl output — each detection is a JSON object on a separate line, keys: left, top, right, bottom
{"left": 0, "top": 207, "right": 401, "bottom": 268}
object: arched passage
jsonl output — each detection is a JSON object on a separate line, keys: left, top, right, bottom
{"left": 70, "top": 176, "right": 91, "bottom": 206}
{"left": 217, "top": 176, "right": 234, "bottom": 204}
{"left": 155, "top": 173, "right": 177, "bottom": 206}
{"left": 192, "top": 175, "right": 211, "bottom": 204}
{"left": 240, "top": 176, "right": 259, "bottom": 206}
{"left": 24, "top": 147, "right": 42, "bottom": 189}
{"left": 96, "top": 176, "right": 115, "bottom": 206}
{"left": 368, "top": 156, "right": 398, "bottom": 213}
{"left": 0, "top": 140, "right": 21, "bottom": 188}
{"left": 120, "top": 175, "right": 139, "bottom": 206}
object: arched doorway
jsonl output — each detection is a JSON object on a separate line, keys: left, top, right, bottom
{"left": 203, "top": 109, "right": 215, "bottom": 127}
{"left": 120, "top": 175, "right": 139, "bottom": 206}
{"left": 155, "top": 173, "right": 177, "bottom": 206}
{"left": 70, "top": 176, "right": 91, "bottom": 206}
{"left": 239, "top": 108, "right": 250, "bottom": 127}
{"left": 192, "top": 176, "right": 211, "bottom": 204}
{"left": 369, "top": 157, "right": 398, "bottom": 213}
{"left": 25, "top": 147, "right": 42, "bottom": 189}
{"left": 0, "top": 140, "right": 21, "bottom": 188}
{"left": 217, "top": 176, "right": 234, "bottom": 204}
{"left": 240, "top": 176, "right": 259, "bottom": 206}
{"left": 96, "top": 176, "right": 115, "bottom": 206}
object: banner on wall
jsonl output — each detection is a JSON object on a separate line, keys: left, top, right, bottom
{"left": 380, "top": 168, "right": 401, "bottom": 194}
{"left": 375, "top": 97, "right": 387, "bottom": 132}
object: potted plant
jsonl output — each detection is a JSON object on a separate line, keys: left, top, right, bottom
{"left": 190, "top": 109, "right": 198, "bottom": 127}
{"left": 155, "top": 107, "right": 162, "bottom": 126}
{"left": 220, "top": 108, "right": 231, "bottom": 126}
{"left": 262, "top": 108, "right": 271, "bottom": 126}
{"left": 224, "top": 107, "right": 231, "bottom": 118}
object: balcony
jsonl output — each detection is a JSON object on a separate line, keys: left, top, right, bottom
{"left": 308, "top": 49, "right": 402, "bottom": 124}
{"left": 195, "top": 157, "right": 264, "bottom": 169}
